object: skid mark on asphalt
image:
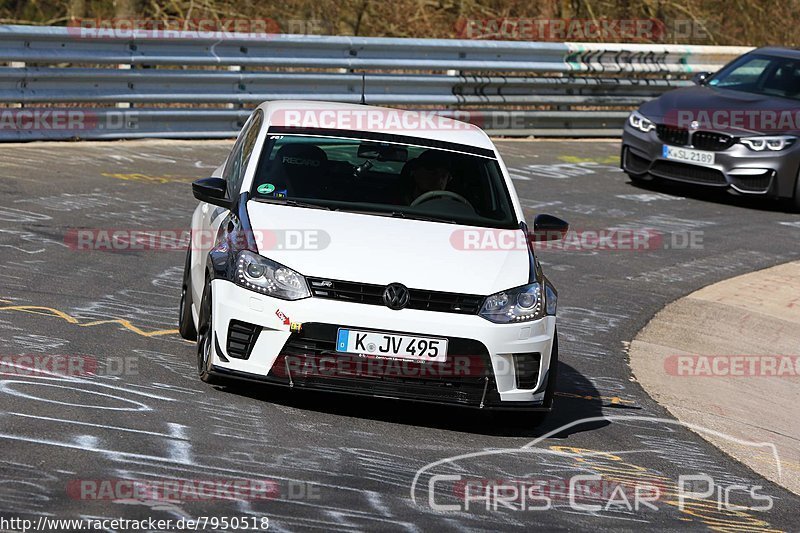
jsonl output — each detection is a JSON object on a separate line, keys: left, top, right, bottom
{"left": 0, "top": 304, "right": 177, "bottom": 338}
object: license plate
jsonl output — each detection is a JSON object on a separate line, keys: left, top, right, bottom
{"left": 336, "top": 329, "right": 448, "bottom": 363}
{"left": 662, "top": 145, "right": 715, "bottom": 166}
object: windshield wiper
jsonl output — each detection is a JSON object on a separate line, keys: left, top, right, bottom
{"left": 338, "top": 207, "right": 458, "bottom": 224}
{"left": 396, "top": 212, "right": 459, "bottom": 224}
{"left": 253, "top": 197, "right": 333, "bottom": 210}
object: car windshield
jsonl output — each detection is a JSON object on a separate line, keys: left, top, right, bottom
{"left": 249, "top": 132, "right": 518, "bottom": 228}
{"left": 708, "top": 53, "right": 800, "bottom": 101}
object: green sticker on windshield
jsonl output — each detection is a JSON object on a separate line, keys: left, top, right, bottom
{"left": 257, "top": 183, "right": 276, "bottom": 194}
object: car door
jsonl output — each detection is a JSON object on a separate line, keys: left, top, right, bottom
{"left": 190, "top": 110, "right": 264, "bottom": 307}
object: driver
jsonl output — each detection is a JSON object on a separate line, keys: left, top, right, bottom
{"left": 405, "top": 150, "right": 453, "bottom": 205}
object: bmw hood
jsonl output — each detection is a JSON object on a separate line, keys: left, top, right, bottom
{"left": 245, "top": 201, "right": 530, "bottom": 296}
{"left": 639, "top": 85, "right": 800, "bottom": 135}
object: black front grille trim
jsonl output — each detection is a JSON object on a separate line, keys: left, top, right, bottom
{"left": 226, "top": 320, "right": 261, "bottom": 360}
{"left": 656, "top": 124, "right": 735, "bottom": 152}
{"left": 690, "top": 131, "right": 735, "bottom": 151}
{"left": 650, "top": 160, "right": 728, "bottom": 186}
{"left": 307, "top": 278, "right": 485, "bottom": 315}
{"left": 271, "top": 322, "right": 501, "bottom": 406}
{"left": 730, "top": 172, "right": 774, "bottom": 193}
{"left": 656, "top": 124, "right": 689, "bottom": 146}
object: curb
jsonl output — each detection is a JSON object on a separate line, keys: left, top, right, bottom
{"left": 629, "top": 260, "right": 800, "bottom": 495}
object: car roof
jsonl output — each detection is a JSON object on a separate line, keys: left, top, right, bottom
{"left": 748, "top": 46, "right": 800, "bottom": 60}
{"left": 256, "top": 100, "right": 495, "bottom": 151}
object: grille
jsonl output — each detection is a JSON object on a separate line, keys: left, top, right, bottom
{"left": 656, "top": 124, "right": 689, "bottom": 146}
{"left": 730, "top": 172, "right": 773, "bottom": 192}
{"left": 691, "top": 131, "right": 735, "bottom": 151}
{"left": 271, "top": 322, "right": 500, "bottom": 406}
{"left": 624, "top": 148, "right": 651, "bottom": 174}
{"left": 650, "top": 160, "right": 727, "bottom": 185}
{"left": 307, "top": 278, "right": 484, "bottom": 315}
{"left": 513, "top": 352, "right": 541, "bottom": 389}
{"left": 656, "top": 125, "right": 735, "bottom": 151}
{"left": 226, "top": 320, "right": 261, "bottom": 359}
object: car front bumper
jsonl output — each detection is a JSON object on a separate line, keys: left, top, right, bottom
{"left": 206, "top": 279, "right": 557, "bottom": 409}
{"left": 621, "top": 124, "right": 800, "bottom": 198}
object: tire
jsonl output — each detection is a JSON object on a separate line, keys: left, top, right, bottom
{"left": 627, "top": 172, "right": 651, "bottom": 185}
{"left": 178, "top": 246, "right": 197, "bottom": 341}
{"left": 485, "top": 330, "right": 558, "bottom": 428}
{"left": 196, "top": 280, "right": 225, "bottom": 385}
{"left": 793, "top": 172, "right": 800, "bottom": 212}
{"left": 542, "top": 329, "right": 559, "bottom": 410}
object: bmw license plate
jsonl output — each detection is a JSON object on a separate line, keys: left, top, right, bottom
{"left": 336, "top": 329, "right": 448, "bottom": 362}
{"left": 662, "top": 145, "right": 715, "bottom": 166}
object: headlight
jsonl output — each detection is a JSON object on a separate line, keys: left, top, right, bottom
{"left": 235, "top": 250, "right": 310, "bottom": 300}
{"left": 479, "top": 283, "right": 545, "bottom": 324}
{"left": 739, "top": 135, "right": 796, "bottom": 152}
{"left": 629, "top": 111, "right": 656, "bottom": 133}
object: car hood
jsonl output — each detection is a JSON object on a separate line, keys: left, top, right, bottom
{"left": 640, "top": 85, "right": 800, "bottom": 135}
{"left": 245, "top": 201, "right": 530, "bottom": 296}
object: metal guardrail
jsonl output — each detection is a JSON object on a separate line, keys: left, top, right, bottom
{"left": 0, "top": 24, "right": 754, "bottom": 141}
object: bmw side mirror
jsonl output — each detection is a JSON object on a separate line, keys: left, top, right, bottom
{"left": 192, "top": 177, "right": 232, "bottom": 209}
{"left": 530, "top": 214, "right": 569, "bottom": 242}
{"left": 692, "top": 71, "right": 711, "bottom": 85}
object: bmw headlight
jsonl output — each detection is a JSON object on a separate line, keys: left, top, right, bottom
{"left": 740, "top": 135, "right": 796, "bottom": 152}
{"left": 235, "top": 250, "right": 310, "bottom": 300}
{"left": 629, "top": 111, "right": 656, "bottom": 133}
{"left": 479, "top": 283, "right": 545, "bottom": 324}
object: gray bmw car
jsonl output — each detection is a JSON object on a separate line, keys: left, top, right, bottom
{"left": 621, "top": 47, "right": 800, "bottom": 209}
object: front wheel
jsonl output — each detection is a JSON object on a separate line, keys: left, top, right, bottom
{"left": 196, "top": 280, "right": 225, "bottom": 385}
{"left": 627, "top": 172, "right": 652, "bottom": 185}
{"left": 792, "top": 172, "right": 800, "bottom": 212}
{"left": 178, "top": 246, "right": 197, "bottom": 340}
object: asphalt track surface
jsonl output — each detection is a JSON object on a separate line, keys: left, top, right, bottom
{"left": 0, "top": 139, "right": 799, "bottom": 531}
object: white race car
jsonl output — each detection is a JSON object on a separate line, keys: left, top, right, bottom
{"left": 179, "top": 101, "right": 568, "bottom": 415}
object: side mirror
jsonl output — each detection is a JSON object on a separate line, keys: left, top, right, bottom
{"left": 530, "top": 214, "right": 569, "bottom": 242}
{"left": 692, "top": 71, "right": 711, "bottom": 85}
{"left": 192, "top": 177, "right": 231, "bottom": 209}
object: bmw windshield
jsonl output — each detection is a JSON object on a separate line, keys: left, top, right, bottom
{"left": 708, "top": 53, "right": 800, "bottom": 101}
{"left": 249, "top": 131, "right": 518, "bottom": 229}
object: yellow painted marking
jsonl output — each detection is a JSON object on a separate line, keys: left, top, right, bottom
{"left": 0, "top": 304, "right": 177, "bottom": 338}
{"left": 555, "top": 391, "right": 636, "bottom": 405}
{"left": 101, "top": 172, "right": 194, "bottom": 184}
{"left": 558, "top": 155, "right": 619, "bottom": 164}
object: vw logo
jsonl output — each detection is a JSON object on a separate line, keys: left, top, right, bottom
{"left": 383, "top": 283, "right": 410, "bottom": 310}
{"left": 690, "top": 120, "right": 700, "bottom": 130}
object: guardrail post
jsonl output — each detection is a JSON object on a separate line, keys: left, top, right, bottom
{"left": 116, "top": 63, "right": 131, "bottom": 108}
{"left": 9, "top": 61, "right": 25, "bottom": 108}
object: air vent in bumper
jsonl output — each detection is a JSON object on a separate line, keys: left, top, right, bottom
{"left": 226, "top": 320, "right": 261, "bottom": 360}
